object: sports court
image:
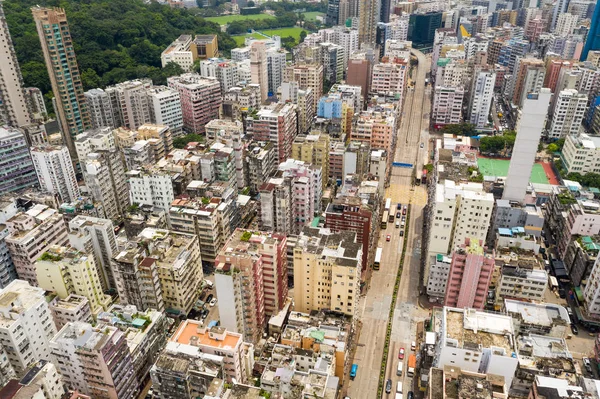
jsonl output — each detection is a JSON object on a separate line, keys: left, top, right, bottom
{"left": 477, "top": 158, "right": 549, "bottom": 184}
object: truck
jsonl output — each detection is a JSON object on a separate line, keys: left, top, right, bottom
{"left": 407, "top": 354, "right": 416, "bottom": 377}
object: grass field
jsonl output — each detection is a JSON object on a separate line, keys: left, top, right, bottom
{"left": 233, "top": 27, "right": 306, "bottom": 46}
{"left": 477, "top": 158, "right": 549, "bottom": 184}
{"left": 205, "top": 13, "right": 275, "bottom": 25}
{"left": 302, "top": 11, "right": 325, "bottom": 21}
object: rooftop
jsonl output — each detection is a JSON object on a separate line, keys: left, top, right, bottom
{"left": 170, "top": 319, "right": 241, "bottom": 351}
{"left": 504, "top": 299, "right": 569, "bottom": 327}
{"left": 444, "top": 307, "right": 514, "bottom": 354}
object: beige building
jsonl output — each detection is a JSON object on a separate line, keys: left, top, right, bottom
{"left": 121, "top": 228, "right": 203, "bottom": 315}
{"left": 284, "top": 64, "right": 324, "bottom": 108}
{"left": 48, "top": 294, "right": 92, "bottom": 330}
{"left": 292, "top": 131, "right": 330, "bottom": 191}
{"left": 293, "top": 227, "right": 362, "bottom": 316}
{"left": 35, "top": 246, "right": 111, "bottom": 318}
{"left": 6, "top": 205, "right": 69, "bottom": 285}
{"left": 250, "top": 42, "right": 269, "bottom": 103}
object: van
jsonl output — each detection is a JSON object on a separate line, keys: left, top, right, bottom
{"left": 397, "top": 362, "right": 403, "bottom": 376}
{"left": 397, "top": 381, "right": 403, "bottom": 394}
{"left": 396, "top": 221, "right": 400, "bottom": 228}
{"left": 204, "top": 279, "right": 214, "bottom": 289}
{"left": 411, "top": 341, "right": 416, "bottom": 351}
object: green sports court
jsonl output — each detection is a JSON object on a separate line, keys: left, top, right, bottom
{"left": 477, "top": 158, "right": 549, "bottom": 184}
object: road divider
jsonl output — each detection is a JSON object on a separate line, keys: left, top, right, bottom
{"left": 377, "top": 203, "right": 411, "bottom": 398}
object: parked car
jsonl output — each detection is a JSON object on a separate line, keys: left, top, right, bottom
{"left": 407, "top": 392, "right": 414, "bottom": 399}
{"left": 399, "top": 230, "right": 404, "bottom": 237}
{"left": 398, "top": 348, "right": 405, "bottom": 360}
{"left": 570, "top": 324, "right": 579, "bottom": 335}
{"left": 201, "top": 309, "right": 209, "bottom": 319}
{"left": 385, "top": 379, "right": 392, "bottom": 394}
{"left": 386, "top": 235, "right": 391, "bottom": 242}
{"left": 396, "top": 212, "right": 401, "bottom": 218}
{"left": 206, "top": 294, "right": 214, "bottom": 303}
{"left": 210, "top": 298, "right": 217, "bottom": 307}
{"left": 420, "top": 143, "right": 424, "bottom": 148}
{"left": 583, "top": 357, "right": 592, "bottom": 373}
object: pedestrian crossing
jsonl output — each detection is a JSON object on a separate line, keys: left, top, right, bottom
{"left": 386, "top": 184, "right": 428, "bottom": 207}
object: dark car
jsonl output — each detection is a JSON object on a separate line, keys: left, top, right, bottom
{"left": 201, "top": 309, "right": 209, "bottom": 319}
{"left": 397, "top": 203, "right": 402, "bottom": 210}
{"left": 396, "top": 212, "right": 401, "bottom": 218}
{"left": 408, "top": 392, "right": 414, "bottom": 399}
{"left": 206, "top": 294, "right": 214, "bottom": 303}
{"left": 399, "top": 230, "right": 404, "bottom": 237}
{"left": 559, "top": 288, "right": 566, "bottom": 299}
{"left": 199, "top": 291, "right": 207, "bottom": 301}
{"left": 385, "top": 379, "right": 392, "bottom": 394}
{"left": 571, "top": 324, "right": 579, "bottom": 335}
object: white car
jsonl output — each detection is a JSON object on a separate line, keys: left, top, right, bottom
{"left": 209, "top": 298, "right": 217, "bottom": 307}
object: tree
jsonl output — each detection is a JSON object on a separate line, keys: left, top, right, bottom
{"left": 547, "top": 143, "right": 559, "bottom": 153}
{"left": 554, "top": 137, "right": 566, "bottom": 151}
{"left": 247, "top": 1, "right": 256, "bottom": 6}
{"left": 173, "top": 133, "right": 205, "bottom": 149}
{"left": 441, "top": 123, "right": 477, "bottom": 136}
{"left": 299, "top": 30, "right": 307, "bottom": 43}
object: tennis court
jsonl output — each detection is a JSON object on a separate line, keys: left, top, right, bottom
{"left": 477, "top": 158, "right": 549, "bottom": 184}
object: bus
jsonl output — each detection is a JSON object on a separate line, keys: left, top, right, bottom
{"left": 385, "top": 198, "right": 392, "bottom": 212}
{"left": 382, "top": 211, "right": 389, "bottom": 228}
{"left": 374, "top": 248, "right": 383, "bottom": 270}
{"left": 350, "top": 364, "right": 358, "bottom": 380}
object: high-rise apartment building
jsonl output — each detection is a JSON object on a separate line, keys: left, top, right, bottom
{"left": 74, "top": 126, "right": 116, "bottom": 160}
{"left": 324, "top": 196, "right": 372, "bottom": 272}
{"left": 0, "top": 2, "right": 33, "bottom": 127}
{"left": 35, "top": 246, "right": 111, "bottom": 317}
{"left": 443, "top": 238, "right": 494, "bottom": 310}
{"left": 292, "top": 131, "right": 330, "bottom": 190}
{"left": 293, "top": 227, "right": 362, "bottom": 316}
{"left": 82, "top": 151, "right": 129, "bottom": 221}
{"left": 432, "top": 87, "right": 464, "bottom": 127}
{"left": 0, "top": 280, "right": 58, "bottom": 375}
{"left": 351, "top": 110, "right": 396, "bottom": 157}
{"left": 250, "top": 42, "right": 269, "bottom": 103}
{"left": 428, "top": 180, "right": 494, "bottom": 259}
{"left": 68, "top": 215, "right": 119, "bottom": 290}
{"left": 215, "top": 230, "right": 287, "bottom": 343}
{"left": 6, "top": 205, "right": 69, "bottom": 285}
{"left": 146, "top": 86, "right": 184, "bottom": 136}
{"left": 260, "top": 159, "right": 322, "bottom": 235}
{"left": 30, "top": 145, "right": 80, "bottom": 203}
{"left": 556, "top": 13, "right": 579, "bottom": 37}
{"left": 105, "top": 79, "right": 153, "bottom": 130}
{"left": 370, "top": 57, "right": 408, "bottom": 98}
{"left": 246, "top": 103, "right": 298, "bottom": 163}
{"left": 0, "top": 359, "right": 64, "bottom": 399}
{"left": 267, "top": 48, "right": 287, "bottom": 96}
{"left": 84, "top": 88, "right": 119, "bottom": 129}
{"left": 167, "top": 74, "right": 221, "bottom": 134}
{"left": 284, "top": 64, "right": 324, "bottom": 108}
{"left": 50, "top": 322, "right": 138, "bottom": 398}
{"left": 127, "top": 168, "right": 175, "bottom": 214}
{"left": 0, "top": 127, "right": 37, "bottom": 195}
{"left": 49, "top": 294, "right": 92, "bottom": 330}
{"left": 504, "top": 89, "right": 551, "bottom": 202}
{"left": 163, "top": 320, "right": 251, "bottom": 383}
{"left": 510, "top": 58, "right": 545, "bottom": 108}
{"left": 548, "top": 89, "right": 587, "bottom": 139}
{"left": 468, "top": 70, "right": 496, "bottom": 129}
{"left": 32, "top": 7, "right": 91, "bottom": 158}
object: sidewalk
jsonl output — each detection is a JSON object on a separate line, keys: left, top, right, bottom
{"left": 418, "top": 293, "right": 441, "bottom": 309}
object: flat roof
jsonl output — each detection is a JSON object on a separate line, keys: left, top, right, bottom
{"left": 171, "top": 320, "right": 240, "bottom": 350}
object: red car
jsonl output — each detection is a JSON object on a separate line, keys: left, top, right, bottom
{"left": 386, "top": 234, "right": 391, "bottom": 242}
{"left": 398, "top": 348, "right": 405, "bottom": 360}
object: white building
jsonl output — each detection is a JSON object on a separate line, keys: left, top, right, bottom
{"left": 127, "top": 169, "right": 175, "bottom": 215}
{"left": 469, "top": 70, "right": 496, "bottom": 129}
{"left": 555, "top": 13, "right": 579, "bottom": 37}
{"left": 435, "top": 307, "right": 518, "bottom": 388}
{"left": 428, "top": 180, "right": 494, "bottom": 258}
{"left": 0, "top": 280, "right": 58, "bottom": 375}
{"left": 68, "top": 215, "right": 119, "bottom": 291}
{"left": 74, "top": 126, "right": 116, "bottom": 161}
{"left": 30, "top": 145, "right": 80, "bottom": 203}
{"left": 146, "top": 86, "right": 183, "bottom": 136}
{"left": 6, "top": 205, "right": 69, "bottom": 285}
{"left": 498, "top": 265, "right": 547, "bottom": 303}
{"left": 0, "top": 199, "right": 18, "bottom": 288}
{"left": 84, "top": 88, "right": 118, "bottom": 129}
{"left": 83, "top": 151, "right": 129, "bottom": 222}
{"left": 548, "top": 89, "right": 587, "bottom": 139}
{"left": 426, "top": 254, "right": 451, "bottom": 298}
{"left": 503, "top": 89, "right": 551, "bottom": 202}
{"left": 267, "top": 49, "right": 287, "bottom": 96}
{"left": 48, "top": 294, "right": 92, "bottom": 330}
{"left": 160, "top": 34, "right": 194, "bottom": 71}
{"left": 562, "top": 133, "right": 600, "bottom": 174}
{"left": 105, "top": 79, "right": 153, "bottom": 130}
{"left": 432, "top": 86, "right": 464, "bottom": 126}
{"left": 584, "top": 256, "right": 600, "bottom": 317}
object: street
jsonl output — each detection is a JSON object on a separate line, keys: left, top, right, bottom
{"left": 346, "top": 49, "right": 431, "bottom": 399}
